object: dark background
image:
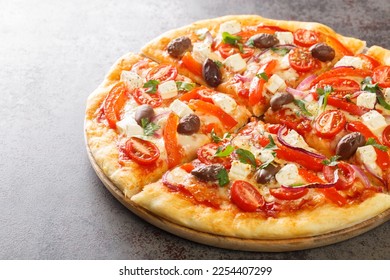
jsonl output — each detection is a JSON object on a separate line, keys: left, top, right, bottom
{"left": 1, "top": 0, "right": 389, "bottom": 259}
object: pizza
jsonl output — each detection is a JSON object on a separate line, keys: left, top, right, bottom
{"left": 85, "top": 15, "right": 390, "bottom": 241}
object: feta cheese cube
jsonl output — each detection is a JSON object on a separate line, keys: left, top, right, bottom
{"left": 211, "top": 93, "right": 237, "bottom": 115}
{"left": 120, "top": 71, "right": 143, "bottom": 90}
{"left": 192, "top": 42, "right": 211, "bottom": 63}
{"left": 383, "top": 88, "right": 390, "bottom": 104}
{"left": 229, "top": 160, "right": 252, "bottom": 180}
{"left": 158, "top": 80, "right": 178, "bottom": 99}
{"left": 361, "top": 110, "right": 387, "bottom": 135}
{"left": 275, "top": 164, "right": 303, "bottom": 186}
{"left": 169, "top": 99, "right": 194, "bottom": 118}
{"left": 278, "top": 54, "right": 291, "bottom": 69}
{"left": 334, "top": 56, "right": 364, "bottom": 69}
{"left": 275, "top": 31, "right": 294, "bottom": 45}
{"left": 356, "top": 92, "right": 377, "bottom": 109}
{"left": 265, "top": 74, "right": 286, "bottom": 93}
{"left": 223, "top": 53, "right": 247, "bottom": 72}
{"left": 116, "top": 116, "right": 144, "bottom": 136}
{"left": 219, "top": 20, "right": 241, "bottom": 34}
{"left": 259, "top": 149, "right": 275, "bottom": 163}
{"left": 356, "top": 145, "right": 382, "bottom": 176}
{"left": 283, "top": 129, "right": 310, "bottom": 150}
{"left": 275, "top": 68, "right": 299, "bottom": 83}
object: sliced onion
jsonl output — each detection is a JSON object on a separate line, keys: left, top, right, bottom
{"left": 286, "top": 87, "right": 307, "bottom": 98}
{"left": 331, "top": 65, "right": 355, "bottom": 70}
{"left": 277, "top": 126, "right": 326, "bottom": 159}
{"left": 296, "top": 74, "right": 317, "bottom": 91}
{"left": 233, "top": 74, "right": 251, "bottom": 83}
{"left": 350, "top": 164, "right": 370, "bottom": 188}
{"left": 151, "top": 111, "right": 170, "bottom": 122}
{"left": 204, "top": 31, "right": 214, "bottom": 45}
{"left": 162, "top": 171, "right": 180, "bottom": 191}
{"left": 282, "top": 170, "right": 339, "bottom": 189}
{"left": 363, "top": 163, "right": 386, "bottom": 188}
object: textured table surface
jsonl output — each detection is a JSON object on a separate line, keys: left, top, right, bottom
{"left": 1, "top": 0, "right": 389, "bottom": 259}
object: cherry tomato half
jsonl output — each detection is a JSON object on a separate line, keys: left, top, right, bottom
{"left": 289, "top": 47, "right": 316, "bottom": 72}
{"left": 124, "top": 137, "right": 160, "bottom": 165}
{"left": 382, "top": 125, "right": 390, "bottom": 147}
{"left": 197, "top": 143, "right": 232, "bottom": 169}
{"left": 293, "top": 29, "right": 320, "bottom": 47}
{"left": 146, "top": 64, "right": 178, "bottom": 82}
{"left": 372, "top": 65, "right": 390, "bottom": 88}
{"left": 323, "top": 163, "right": 355, "bottom": 190}
{"left": 132, "top": 88, "right": 162, "bottom": 108}
{"left": 103, "top": 82, "right": 129, "bottom": 129}
{"left": 314, "top": 110, "right": 346, "bottom": 139}
{"left": 317, "top": 78, "right": 360, "bottom": 97}
{"left": 269, "top": 187, "right": 309, "bottom": 200}
{"left": 230, "top": 180, "right": 265, "bottom": 212}
{"left": 217, "top": 43, "right": 254, "bottom": 59}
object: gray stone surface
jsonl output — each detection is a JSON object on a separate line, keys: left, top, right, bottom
{"left": 0, "top": 0, "right": 389, "bottom": 259}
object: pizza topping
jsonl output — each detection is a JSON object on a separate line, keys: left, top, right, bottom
{"left": 223, "top": 53, "right": 247, "bottom": 72}
{"left": 323, "top": 163, "right": 355, "bottom": 190}
{"left": 230, "top": 180, "right": 265, "bottom": 212}
{"left": 211, "top": 93, "right": 238, "bottom": 115}
{"left": 293, "top": 29, "right": 320, "bottom": 47}
{"left": 140, "top": 118, "right": 160, "bottom": 136}
{"left": 335, "top": 132, "right": 366, "bottom": 160}
{"left": 265, "top": 74, "right": 286, "bottom": 93}
{"left": 164, "top": 113, "right": 184, "bottom": 168}
{"left": 382, "top": 125, "right": 390, "bottom": 147}
{"left": 116, "top": 116, "right": 144, "bottom": 137}
{"left": 270, "top": 187, "right": 309, "bottom": 200}
{"left": 134, "top": 104, "right": 155, "bottom": 125}
{"left": 169, "top": 99, "right": 194, "bottom": 118}
{"left": 275, "top": 164, "right": 304, "bottom": 186}
{"left": 361, "top": 110, "right": 387, "bottom": 135}
{"left": 356, "top": 91, "right": 377, "bottom": 109}
{"left": 120, "top": 71, "right": 144, "bottom": 90}
{"left": 197, "top": 143, "right": 232, "bottom": 169}
{"left": 334, "top": 56, "right": 364, "bottom": 69}
{"left": 158, "top": 80, "right": 178, "bottom": 99}
{"left": 288, "top": 47, "right": 316, "bottom": 72}
{"left": 202, "top": 58, "right": 222, "bottom": 87}
{"left": 167, "top": 36, "right": 192, "bottom": 58}
{"left": 314, "top": 110, "right": 346, "bottom": 139}
{"left": 275, "top": 31, "right": 294, "bottom": 45}
{"left": 248, "top": 33, "right": 279, "bottom": 49}
{"left": 372, "top": 65, "right": 390, "bottom": 88}
{"left": 356, "top": 145, "right": 382, "bottom": 177}
{"left": 219, "top": 20, "right": 242, "bottom": 35}
{"left": 132, "top": 88, "right": 163, "bottom": 108}
{"left": 270, "top": 92, "right": 294, "bottom": 111}
{"left": 309, "top": 43, "right": 335, "bottom": 62}
{"left": 177, "top": 114, "right": 201, "bottom": 135}
{"left": 124, "top": 137, "right": 160, "bottom": 165}
{"left": 255, "top": 163, "right": 281, "bottom": 184}
{"left": 181, "top": 52, "right": 203, "bottom": 76}
{"left": 229, "top": 160, "right": 252, "bottom": 180}
{"left": 103, "top": 82, "right": 129, "bottom": 129}
{"left": 191, "top": 163, "right": 225, "bottom": 182}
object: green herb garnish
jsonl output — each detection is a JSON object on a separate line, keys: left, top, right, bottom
{"left": 271, "top": 47, "right": 290, "bottom": 56}
{"left": 256, "top": 72, "right": 269, "bottom": 82}
{"left": 322, "top": 155, "right": 341, "bottom": 166}
{"left": 293, "top": 99, "right": 313, "bottom": 116}
{"left": 214, "top": 60, "right": 223, "bottom": 68}
{"left": 216, "top": 168, "right": 230, "bottom": 187}
{"left": 235, "top": 148, "right": 257, "bottom": 167}
{"left": 141, "top": 118, "right": 160, "bottom": 136}
{"left": 143, "top": 80, "right": 160, "bottom": 94}
{"left": 211, "top": 129, "right": 231, "bottom": 143}
{"left": 366, "top": 138, "right": 388, "bottom": 151}
{"left": 215, "top": 145, "right": 235, "bottom": 157}
{"left": 264, "top": 135, "right": 278, "bottom": 150}
{"left": 176, "top": 81, "right": 195, "bottom": 92}
{"left": 317, "top": 85, "right": 333, "bottom": 110}
{"left": 222, "top": 32, "right": 242, "bottom": 46}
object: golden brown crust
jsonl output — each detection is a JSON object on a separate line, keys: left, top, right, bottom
{"left": 132, "top": 182, "right": 390, "bottom": 239}
{"left": 366, "top": 45, "right": 390, "bottom": 66}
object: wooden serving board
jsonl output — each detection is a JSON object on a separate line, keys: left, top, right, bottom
{"left": 85, "top": 140, "right": 390, "bottom": 252}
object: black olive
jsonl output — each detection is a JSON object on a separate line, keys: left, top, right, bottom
{"left": 335, "top": 132, "right": 366, "bottom": 160}
{"left": 134, "top": 104, "right": 155, "bottom": 125}
{"left": 250, "top": 33, "right": 279, "bottom": 48}
{"left": 177, "top": 114, "right": 201, "bottom": 135}
{"left": 202, "top": 58, "right": 222, "bottom": 87}
{"left": 167, "top": 36, "right": 192, "bottom": 58}
{"left": 254, "top": 164, "right": 281, "bottom": 184}
{"left": 310, "top": 43, "right": 335, "bottom": 62}
{"left": 191, "top": 164, "right": 224, "bottom": 182}
{"left": 270, "top": 93, "right": 294, "bottom": 111}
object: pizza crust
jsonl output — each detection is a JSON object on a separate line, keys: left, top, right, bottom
{"left": 132, "top": 181, "right": 390, "bottom": 239}
{"left": 366, "top": 46, "right": 390, "bottom": 66}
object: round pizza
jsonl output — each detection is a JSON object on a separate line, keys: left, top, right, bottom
{"left": 85, "top": 15, "right": 390, "bottom": 243}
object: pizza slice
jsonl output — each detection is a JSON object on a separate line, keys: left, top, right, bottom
{"left": 131, "top": 120, "right": 390, "bottom": 239}
{"left": 141, "top": 15, "right": 366, "bottom": 115}
{"left": 85, "top": 53, "right": 250, "bottom": 197}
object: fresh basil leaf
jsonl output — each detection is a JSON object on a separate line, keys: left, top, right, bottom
{"left": 264, "top": 135, "right": 277, "bottom": 150}
{"left": 176, "top": 81, "right": 195, "bottom": 92}
{"left": 215, "top": 145, "right": 235, "bottom": 157}
{"left": 256, "top": 72, "right": 269, "bottom": 81}
{"left": 235, "top": 148, "right": 257, "bottom": 167}
{"left": 366, "top": 138, "right": 388, "bottom": 151}
{"left": 214, "top": 60, "right": 223, "bottom": 68}
{"left": 216, "top": 168, "right": 230, "bottom": 187}
{"left": 271, "top": 47, "right": 290, "bottom": 56}
{"left": 141, "top": 118, "right": 160, "bottom": 136}
{"left": 376, "top": 94, "right": 390, "bottom": 110}
{"left": 293, "top": 99, "right": 313, "bottom": 116}
{"left": 222, "top": 32, "right": 242, "bottom": 46}
{"left": 322, "top": 155, "right": 341, "bottom": 166}
{"left": 211, "top": 129, "right": 231, "bottom": 143}
{"left": 361, "top": 76, "right": 380, "bottom": 93}
{"left": 237, "top": 43, "right": 244, "bottom": 53}
{"left": 143, "top": 80, "right": 160, "bottom": 94}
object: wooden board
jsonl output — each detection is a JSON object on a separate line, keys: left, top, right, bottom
{"left": 85, "top": 139, "right": 390, "bottom": 252}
